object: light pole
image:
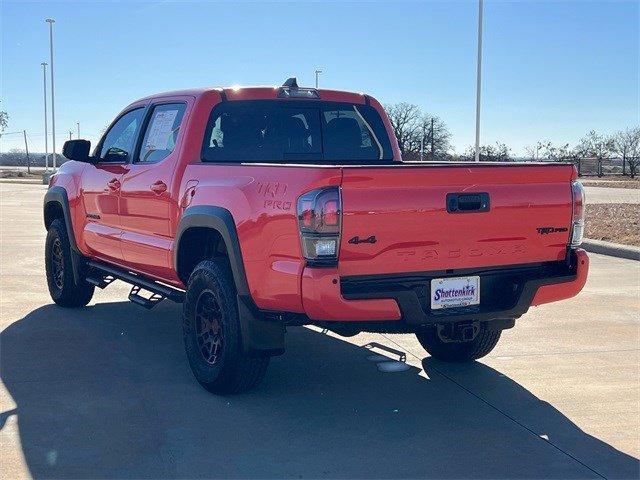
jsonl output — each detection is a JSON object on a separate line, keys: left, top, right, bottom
{"left": 430, "top": 117, "right": 435, "bottom": 160}
{"left": 41, "top": 61, "right": 49, "bottom": 171}
{"left": 314, "top": 69, "right": 323, "bottom": 88}
{"left": 474, "top": 0, "right": 483, "bottom": 162}
{"left": 77, "top": 122, "right": 80, "bottom": 138}
{"left": 23, "top": 130, "right": 31, "bottom": 174}
{"left": 46, "top": 18, "right": 57, "bottom": 169}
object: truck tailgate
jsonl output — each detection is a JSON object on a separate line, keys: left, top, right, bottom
{"left": 339, "top": 164, "right": 575, "bottom": 276}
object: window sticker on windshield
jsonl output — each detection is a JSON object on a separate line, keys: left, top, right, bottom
{"left": 145, "top": 109, "right": 179, "bottom": 151}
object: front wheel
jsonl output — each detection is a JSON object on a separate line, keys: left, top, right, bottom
{"left": 416, "top": 323, "right": 502, "bottom": 362}
{"left": 182, "top": 259, "right": 269, "bottom": 394}
{"left": 45, "top": 218, "right": 94, "bottom": 308}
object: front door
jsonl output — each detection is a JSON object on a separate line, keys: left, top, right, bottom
{"left": 119, "top": 101, "right": 188, "bottom": 279}
{"left": 80, "top": 107, "right": 146, "bottom": 262}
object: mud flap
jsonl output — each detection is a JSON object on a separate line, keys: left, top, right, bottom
{"left": 237, "top": 295, "right": 285, "bottom": 357}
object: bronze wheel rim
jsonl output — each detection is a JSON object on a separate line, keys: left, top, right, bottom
{"left": 194, "top": 290, "right": 224, "bottom": 365}
{"left": 51, "top": 238, "right": 64, "bottom": 290}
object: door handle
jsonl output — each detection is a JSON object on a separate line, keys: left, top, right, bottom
{"left": 107, "top": 178, "right": 121, "bottom": 191}
{"left": 150, "top": 180, "right": 167, "bottom": 194}
{"left": 446, "top": 192, "right": 490, "bottom": 213}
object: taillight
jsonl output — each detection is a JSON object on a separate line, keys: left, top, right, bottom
{"left": 297, "top": 187, "right": 342, "bottom": 266}
{"left": 570, "top": 180, "right": 585, "bottom": 247}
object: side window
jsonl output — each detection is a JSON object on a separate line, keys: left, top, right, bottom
{"left": 99, "top": 108, "right": 145, "bottom": 162}
{"left": 137, "top": 103, "right": 186, "bottom": 163}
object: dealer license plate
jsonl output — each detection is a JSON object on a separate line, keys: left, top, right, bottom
{"left": 430, "top": 276, "right": 480, "bottom": 310}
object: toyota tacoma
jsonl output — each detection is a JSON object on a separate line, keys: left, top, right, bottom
{"left": 44, "top": 79, "right": 589, "bottom": 394}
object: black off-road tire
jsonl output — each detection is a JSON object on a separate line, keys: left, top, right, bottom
{"left": 416, "top": 323, "right": 502, "bottom": 362}
{"left": 45, "top": 218, "right": 95, "bottom": 308}
{"left": 182, "top": 259, "right": 269, "bottom": 394}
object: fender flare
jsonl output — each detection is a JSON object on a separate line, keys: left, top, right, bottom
{"left": 44, "top": 186, "right": 78, "bottom": 251}
{"left": 43, "top": 186, "right": 83, "bottom": 283}
{"left": 174, "top": 205, "right": 250, "bottom": 296}
{"left": 174, "top": 205, "right": 285, "bottom": 356}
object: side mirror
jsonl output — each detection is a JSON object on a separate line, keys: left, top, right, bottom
{"left": 102, "top": 147, "right": 129, "bottom": 163}
{"left": 62, "top": 139, "right": 92, "bottom": 163}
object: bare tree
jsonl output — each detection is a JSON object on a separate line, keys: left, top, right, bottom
{"left": 524, "top": 142, "right": 543, "bottom": 161}
{"left": 417, "top": 114, "right": 451, "bottom": 161}
{"left": 0, "top": 111, "right": 8, "bottom": 151}
{"left": 614, "top": 127, "right": 640, "bottom": 176}
{"left": 575, "top": 130, "right": 615, "bottom": 177}
{"left": 384, "top": 103, "right": 451, "bottom": 160}
{"left": 614, "top": 127, "right": 640, "bottom": 178}
{"left": 463, "top": 142, "right": 511, "bottom": 162}
{"left": 525, "top": 141, "right": 572, "bottom": 162}
{"left": 0, "top": 111, "right": 8, "bottom": 133}
{"left": 542, "top": 142, "right": 571, "bottom": 161}
{"left": 384, "top": 103, "right": 422, "bottom": 156}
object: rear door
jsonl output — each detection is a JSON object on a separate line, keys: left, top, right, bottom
{"left": 338, "top": 164, "right": 575, "bottom": 276}
{"left": 80, "top": 107, "right": 145, "bottom": 262}
{"left": 119, "top": 99, "right": 189, "bottom": 279}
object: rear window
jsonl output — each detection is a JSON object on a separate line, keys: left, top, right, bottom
{"left": 201, "top": 100, "right": 393, "bottom": 164}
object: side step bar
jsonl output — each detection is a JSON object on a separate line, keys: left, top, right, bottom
{"left": 128, "top": 285, "right": 166, "bottom": 310}
{"left": 86, "top": 260, "right": 185, "bottom": 308}
{"left": 86, "top": 274, "right": 115, "bottom": 289}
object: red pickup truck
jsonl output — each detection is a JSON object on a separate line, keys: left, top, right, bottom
{"left": 44, "top": 79, "right": 589, "bottom": 394}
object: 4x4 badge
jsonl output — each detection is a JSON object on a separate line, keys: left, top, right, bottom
{"left": 348, "top": 235, "right": 377, "bottom": 245}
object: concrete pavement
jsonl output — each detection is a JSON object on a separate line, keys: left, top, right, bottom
{"left": 1, "top": 183, "right": 638, "bottom": 479}
{"left": 584, "top": 186, "right": 640, "bottom": 204}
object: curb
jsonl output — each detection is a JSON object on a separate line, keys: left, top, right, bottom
{"left": 582, "top": 239, "right": 640, "bottom": 261}
{"left": 0, "top": 179, "right": 43, "bottom": 185}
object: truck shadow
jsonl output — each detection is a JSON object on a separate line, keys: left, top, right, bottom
{"left": 1, "top": 302, "right": 637, "bottom": 479}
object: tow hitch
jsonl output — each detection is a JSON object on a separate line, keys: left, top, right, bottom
{"left": 436, "top": 321, "right": 480, "bottom": 343}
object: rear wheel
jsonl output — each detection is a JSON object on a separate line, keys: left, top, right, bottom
{"left": 416, "top": 322, "right": 502, "bottom": 362}
{"left": 45, "top": 218, "right": 94, "bottom": 308}
{"left": 182, "top": 259, "right": 269, "bottom": 394}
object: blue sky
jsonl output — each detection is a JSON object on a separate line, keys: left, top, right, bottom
{"left": 1, "top": 0, "right": 638, "bottom": 155}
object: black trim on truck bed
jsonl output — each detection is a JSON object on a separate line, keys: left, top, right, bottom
{"left": 340, "top": 250, "right": 580, "bottom": 326}
{"left": 195, "top": 161, "right": 574, "bottom": 169}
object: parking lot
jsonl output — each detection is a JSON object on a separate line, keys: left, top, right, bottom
{"left": 1, "top": 182, "right": 638, "bottom": 479}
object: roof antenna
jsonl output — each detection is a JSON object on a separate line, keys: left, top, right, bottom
{"left": 283, "top": 77, "right": 298, "bottom": 88}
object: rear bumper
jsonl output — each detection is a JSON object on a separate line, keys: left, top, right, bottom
{"left": 301, "top": 248, "right": 588, "bottom": 325}
{"left": 530, "top": 249, "right": 589, "bottom": 306}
